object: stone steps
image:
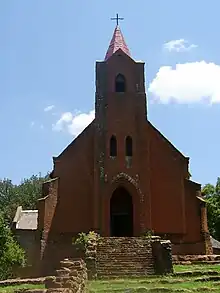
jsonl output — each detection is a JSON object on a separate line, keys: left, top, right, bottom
{"left": 97, "top": 266, "right": 153, "bottom": 271}
{"left": 97, "top": 257, "right": 154, "bottom": 262}
{"left": 96, "top": 237, "right": 154, "bottom": 278}
{"left": 173, "top": 270, "right": 220, "bottom": 277}
{"left": 97, "top": 267, "right": 154, "bottom": 274}
{"left": 173, "top": 255, "right": 220, "bottom": 266}
{"left": 174, "top": 260, "right": 220, "bottom": 265}
{"left": 97, "top": 263, "right": 154, "bottom": 268}
{"left": 96, "top": 271, "right": 153, "bottom": 278}
{"left": 173, "top": 254, "right": 220, "bottom": 262}
{"left": 97, "top": 251, "right": 152, "bottom": 254}
{"left": 97, "top": 256, "right": 153, "bottom": 260}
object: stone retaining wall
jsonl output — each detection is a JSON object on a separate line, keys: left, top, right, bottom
{"left": 45, "top": 259, "right": 87, "bottom": 293}
{"left": 173, "top": 254, "right": 220, "bottom": 265}
{"left": 15, "top": 259, "right": 87, "bottom": 293}
{"left": 152, "top": 239, "right": 173, "bottom": 275}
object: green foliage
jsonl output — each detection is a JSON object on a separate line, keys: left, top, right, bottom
{"left": 0, "top": 172, "right": 50, "bottom": 278}
{"left": 142, "top": 229, "right": 155, "bottom": 238}
{"left": 0, "top": 213, "right": 25, "bottom": 280}
{"left": 0, "top": 173, "right": 49, "bottom": 224}
{"left": 202, "top": 177, "right": 220, "bottom": 240}
{"left": 73, "top": 232, "right": 88, "bottom": 246}
{"left": 73, "top": 231, "right": 100, "bottom": 247}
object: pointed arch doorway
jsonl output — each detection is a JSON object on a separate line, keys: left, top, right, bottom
{"left": 110, "top": 187, "right": 133, "bottom": 237}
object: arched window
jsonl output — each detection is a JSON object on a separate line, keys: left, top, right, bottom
{"left": 110, "top": 135, "right": 117, "bottom": 157}
{"left": 115, "top": 74, "right": 126, "bottom": 93}
{"left": 126, "top": 136, "right": 133, "bottom": 157}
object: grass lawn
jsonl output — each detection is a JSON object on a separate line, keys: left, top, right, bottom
{"left": 175, "top": 263, "right": 220, "bottom": 272}
{"left": 87, "top": 279, "right": 220, "bottom": 292}
{"left": 0, "top": 265, "right": 219, "bottom": 292}
{"left": 87, "top": 264, "right": 220, "bottom": 292}
{"left": 0, "top": 284, "right": 44, "bottom": 293}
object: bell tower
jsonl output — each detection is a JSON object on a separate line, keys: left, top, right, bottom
{"left": 93, "top": 20, "right": 150, "bottom": 235}
{"left": 95, "top": 24, "right": 147, "bottom": 121}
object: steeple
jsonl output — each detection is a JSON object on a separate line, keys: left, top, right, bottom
{"left": 104, "top": 25, "right": 131, "bottom": 61}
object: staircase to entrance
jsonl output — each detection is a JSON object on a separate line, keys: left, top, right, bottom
{"left": 96, "top": 237, "right": 155, "bottom": 278}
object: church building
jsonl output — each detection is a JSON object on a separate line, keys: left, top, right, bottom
{"left": 37, "top": 23, "right": 212, "bottom": 274}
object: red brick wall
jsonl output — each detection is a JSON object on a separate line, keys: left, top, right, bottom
{"left": 149, "top": 123, "right": 187, "bottom": 235}
{"left": 183, "top": 180, "right": 202, "bottom": 243}
{"left": 39, "top": 238, "right": 85, "bottom": 276}
{"left": 50, "top": 123, "right": 94, "bottom": 234}
{"left": 94, "top": 53, "right": 150, "bottom": 235}
{"left": 38, "top": 122, "right": 94, "bottom": 275}
{"left": 41, "top": 51, "right": 201, "bottom": 240}
{"left": 172, "top": 242, "right": 205, "bottom": 255}
{"left": 101, "top": 175, "right": 142, "bottom": 236}
{"left": 38, "top": 177, "right": 59, "bottom": 260}
{"left": 37, "top": 50, "right": 208, "bottom": 274}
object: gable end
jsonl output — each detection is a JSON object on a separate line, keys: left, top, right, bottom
{"left": 148, "top": 121, "right": 188, "bottom": 162}
{"left": 54, "top": 120, "right": 94, "bottom": 161}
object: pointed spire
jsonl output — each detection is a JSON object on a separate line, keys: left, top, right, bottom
{"left": 104, "top": 25, "right": 131, "bottom": 61}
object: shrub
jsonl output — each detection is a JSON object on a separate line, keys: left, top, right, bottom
{"left": 0, "top": 214, "right": 25, "bottom": 280}
{"left": 143, "top": 229, "right": 155, "bottom": 238}
{"left": 73, "top": 231, "right": 100, "bottom": 247}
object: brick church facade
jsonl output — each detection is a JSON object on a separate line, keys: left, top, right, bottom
{"left": 37, "top": 25, "right": 211, "bottom": 275}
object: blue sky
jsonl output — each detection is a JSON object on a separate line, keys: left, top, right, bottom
{"left": 1, "top": 0, "right": 220, "bottom": 186}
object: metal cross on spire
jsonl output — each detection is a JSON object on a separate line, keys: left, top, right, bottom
{"left": 111, "top": 13, "right": 124, "bottom": 26}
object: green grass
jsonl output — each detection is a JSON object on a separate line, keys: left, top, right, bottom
{"left": 0, "top": 284, "right": 44, "bottom": 293}
{"left": 174, "top": 263, "right": 220, "bottom": 272}
{"left": 0, "top": 264, "right": 220, "bottom": 293}
{"left": 87, "top": 264, "right": 220, "bottom": 292}
{"left": 87, "top": 278, "right": 219, "bottom": 292}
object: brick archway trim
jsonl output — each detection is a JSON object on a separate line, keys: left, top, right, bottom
{"left": 111, "top": 172, "right": 144, "bottom": 204}
{"left": 102, "top": 172, "right": 146, "bottom": 235}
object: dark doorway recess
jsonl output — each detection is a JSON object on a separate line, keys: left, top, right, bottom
{"left": 110, "top": 187, "right": 133, "bottom": 237}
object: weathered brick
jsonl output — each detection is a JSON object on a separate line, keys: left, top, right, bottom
{"left": 36, "top": 26, "right": 210, "bottom": 278}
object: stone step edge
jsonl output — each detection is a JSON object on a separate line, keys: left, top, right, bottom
{"left": 0, "top": 278, "right": 46, "bottom": 287}
{"left": 173, "top": 261, "right": 220, "bottom": 265}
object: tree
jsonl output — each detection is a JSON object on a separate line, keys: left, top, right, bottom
{"left": 0, "top": 179, "right": 18, "bottom": 224}
{"left": 0, "top": 173, "right": 49, "bottom": 224}
{"left": 202, "top": 177, "right": 220, "bottom": 240}
{"left": 14, "top": 174, "right": 49, "bottom": 209}
{"left": 0, "top": 213, "right": 25, "bottom": 280}
{"left": 0, "top": 173, "right": 50, "bottom": 279}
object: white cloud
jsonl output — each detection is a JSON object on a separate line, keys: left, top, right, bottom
{"left": 163, "top": 39, "right": 197, "bottom": 52}
{"left": 148, "top": 61, "right": 220, "bottom": 104}
{"left": 44, "top": 105, "right": 55, "bottom": 112}
{"left": 53, "top": 110, "right": 95, "bottom": 136}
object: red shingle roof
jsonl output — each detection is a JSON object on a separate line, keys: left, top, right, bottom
{"left": 105, "top": 25, "right": 131, "bottom": 61}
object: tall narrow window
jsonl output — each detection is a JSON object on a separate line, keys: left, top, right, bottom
{"left": 115, "top": 74, "right": 126, "bottom": 93}
{"left": 126, "top": 136, "right": 133, "bottom": 157}
{"left": 110, "top": 135, "right": 117, "bottom": 157}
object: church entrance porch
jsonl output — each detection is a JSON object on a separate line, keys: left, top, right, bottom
{"left": 110, "top": 187, "right": 133, "bottom": 237}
